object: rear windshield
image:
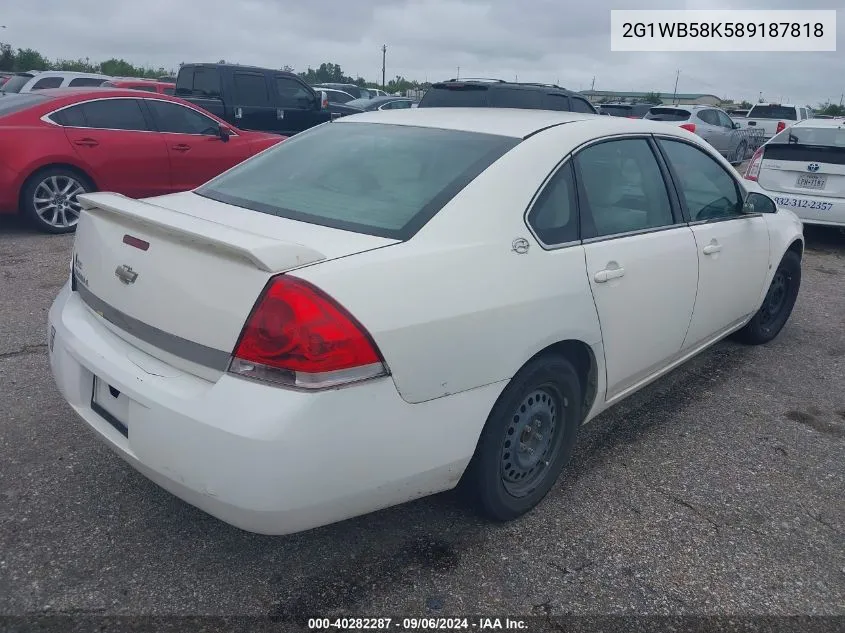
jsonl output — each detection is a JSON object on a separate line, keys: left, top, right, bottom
{"left": 197, "top": 122, "right": 519, "bottom": 240}
{"left": 419, "top": 85, "right": 489, "bottom": 108}
{"left": 644, "top": 107, "right": 691, "bottom": 122}
{"left": 1, "top": 74, "right": 34, "bottom": 94}
{"left": 601, "top": 105, "right": 633, "bottom": 116}
{"left": 748, "top": 105, "right": 797, "bottom": 121}
{"left": 770, "top": 125, "right": 845, "bottom": 148}
{"left": 0, "top": 93, "right": 47, "bottom": 117}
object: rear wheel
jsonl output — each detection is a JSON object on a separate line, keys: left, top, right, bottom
{"left": 462, "top": 355, "right": 582, "bottom": 521}
{"left": 21, "top": 167, "right": 93, "bottom": 234}
{"left": 734, "top": 250, "right": 801, "bottom": 345}
{"left": 731, "top": 140, "right": 748, "bottom": 165}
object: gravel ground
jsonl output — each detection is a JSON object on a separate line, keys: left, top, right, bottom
{"left": 0, "top": 212, "right": 843, "bottom": 631}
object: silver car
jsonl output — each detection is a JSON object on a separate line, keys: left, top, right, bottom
{"left": 645, "top": 105, "right": 751, "bottom": 165}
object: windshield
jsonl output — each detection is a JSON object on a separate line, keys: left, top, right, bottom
{"left": 197, "top": 122, "right": 519, "bottom": 240}
{"left": 0, "top": 93, "right": 47, "bottom": 117}
{"left": 748, "top": 105, "right": 797, "bottom": 120}
{"left": 1, "top": 74, "right": 34, "bottom": 94}
{"left": 770, "top": 125, "right": 845, "bottom": 148}
{"left": 644, "top": 107, "right": 691, "bottom": 122}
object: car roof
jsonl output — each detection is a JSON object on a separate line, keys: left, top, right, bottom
{"left": 32, "top": 87, "right": 184, "bottom": 102}
{"left": 430, "top": 79, "right": 580, "bottom": 96}
{"left": 26, "top": 71, "right": 110, "bottom": 79}
{"left": 793, "top": 119, "right": 845, "bottom": 128}
{"left": 334, "top": 107, "right": 699, "bottom": 138}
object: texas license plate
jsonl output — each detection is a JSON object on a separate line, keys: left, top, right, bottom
{"left": 795, "top": 174, "right": 827, "bottom": 190}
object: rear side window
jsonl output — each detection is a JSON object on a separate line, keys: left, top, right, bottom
{"left": 81, "top": 99, "right": 149, "bottom": 131}
{"left": 527, "top": 162, "right": 578, "bottom": 245}
{"left": 68, "top": 77, "right": 106, "bottom": 87}
{"left": 575, "top": 139, "right": 674, "bottom": 239}
{"left": 0, "top": 93, "right": 47, "bottom": 117}
{"left": 697, "top": 110, "right": 719, "bottom": 125}
{"left": 419, "top": 85, "right": 488, "bottom": 107}
{"left": 748, "top": 105, "right": 797, "bottom": 120}
{"left": 645, "top": 108, "right": 691, "bottom": 122}
{"left": 32, "top": 76, "right": 63, "bottom": 90}
{"left": 197, "top": 122, "right": 519, "bottom": 240}
{"left": 570, "top": 98, "right": 595, "bottom": 114}
{"left": 50, "top": 104, "right": 87, "bottom": 127}
{"left": 488, "top": 88, "right": 543, "bottom": 109}
{"left": 234, "top": 72, "right": 270, "bottom": 106}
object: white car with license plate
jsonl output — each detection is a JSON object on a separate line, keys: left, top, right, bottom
{"left": 745, "top": 119, "right": 845, "bottom": 228}
{"left": 48, "top": 109, "right": 804, "bottom": 535}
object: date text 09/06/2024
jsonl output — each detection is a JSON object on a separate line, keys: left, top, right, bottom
{"left": 307, "top": 617, "right": 529, "bottom": 631}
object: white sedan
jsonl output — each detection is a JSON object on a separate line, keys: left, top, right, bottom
{"left": 48, "top": 109, "right": 804, "bottom": 535}
{"left": 744, "top": 119, "right": 845, "bottom": 228}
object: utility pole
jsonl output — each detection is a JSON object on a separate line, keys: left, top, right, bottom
{"left": 672, "top": 69, "right": 680, "bottom": 105}
{"left": 381, "top": 44, "right": 386, "bottom": 91}
{"left": 456, "top": 66, "right": 460, "bottom": 80}
{"left": 839, "top": 92, "right": 843, "bottom": 107}
{"left": 590, "top": 76, "right": 595, "bottom": 91}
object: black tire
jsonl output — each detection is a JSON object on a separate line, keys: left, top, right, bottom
{"left": 21, "top": 167, "right": 94, "bottom": 234}
{"left": 461, "top": 354, "right": 582, "bottom": 521}
{"left": 734, "top": 250, "right": 801, "bottom": 345}
{"left": 732, "top": 140, "right": 747, "bottom": 165}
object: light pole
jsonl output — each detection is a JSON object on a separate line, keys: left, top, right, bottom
{"left": 381, "top": 44, "right": 386, "bottom": 91}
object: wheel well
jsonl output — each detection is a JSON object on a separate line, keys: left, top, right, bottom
{"left": 18, "top": 164, "right": 96, "bottom": 214}
{"left": 786, "top": 238, "right": 803, "bottom": 260}
{"left": 532, "top": 340, "right": 598, "bottom": 421}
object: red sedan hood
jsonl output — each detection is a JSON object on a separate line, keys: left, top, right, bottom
{"left": 240, "top": 130, "right": 286, "bottom": 154}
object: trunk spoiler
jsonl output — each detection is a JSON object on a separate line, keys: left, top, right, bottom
{"left": 77, "top": 193, "right": 326, "bottom": 273}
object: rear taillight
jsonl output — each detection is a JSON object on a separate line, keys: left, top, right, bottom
{"left": 229, "top": 275, "right": 387, "bottom": 389}
{"left": 679, "top": 123, "right": 696, "bottom": 133}
{"left": 776, "top": 121, "right": 786, "bottom": 134}
{"left": 744, "top": 147, "right": 764, "bottom": 181}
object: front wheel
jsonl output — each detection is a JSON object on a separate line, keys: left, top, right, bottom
{"left": 21, "top": 167, "right": 93, "bottom": 234}
{"left": 734, "top": 250, "right": 801, "bottom": 345}
{"left": 461, "top": 355, "right": 582, "bottom": 521}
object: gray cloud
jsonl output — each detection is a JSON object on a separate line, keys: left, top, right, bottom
{"left": 2, "top": 0, "right": 842, "bottom": 105}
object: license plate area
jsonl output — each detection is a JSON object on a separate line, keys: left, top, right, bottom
{"left": 796, "top": 174, "right": 827, "bottom": 190}
{"left": 91, "top": 376, "right": 130, "bottom": 437}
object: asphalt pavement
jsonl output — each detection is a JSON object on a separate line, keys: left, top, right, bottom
{"left": 0, "top": 212, "right": 843, "bottom": 630}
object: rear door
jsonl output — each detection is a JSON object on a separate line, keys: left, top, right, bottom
{"left": 272, "top": 75, "right": 320, "bottom": 134}
{"left": 144, "top": 98, "right": 252, "bottom": 191}
{"left": 657, "top": 138, "right": 770, "bottom": 348}
{"left": 231, "top": 70, "right": 275, "bottom": 132}
{"left": 56, "top": 97, "right": 171, "bottom": 198}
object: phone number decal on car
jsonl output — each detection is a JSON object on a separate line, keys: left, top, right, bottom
{"left": 773, "top": 196, "right": 833, "bottom": 211}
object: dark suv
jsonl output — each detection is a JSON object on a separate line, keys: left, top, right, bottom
{"left": 417, "top": 79, "right": 597, "bottom": 114}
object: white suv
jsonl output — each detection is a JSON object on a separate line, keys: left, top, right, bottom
{"left": 0, "top": 71, "right": 111, "bottom": 93}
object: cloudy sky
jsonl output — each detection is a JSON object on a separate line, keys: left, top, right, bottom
{"left": 2, "top": 0, "right": 842, "bottom": 105}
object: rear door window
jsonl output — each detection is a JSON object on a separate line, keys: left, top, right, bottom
{"left": 544, "top": 94, "right": 571, "bottom": 111}
{"left": 31, "top": 76, "right": 63, "bottom": 90}
{"left": 275, "top": 77, "right": 313, "bottom": 109}
{"left": 697, "top": 110, "right": 719, "bottom": 126}
{"left": 81, "top": 99, "right": 150, "bottom": 131}
{"left": 234, "top": 72, "right": 271, "bottom": 106}
{"left": 197, "top": 122, "right": 519, "bottom": 240}
{"left": 146, "top": 99, "right": 220, "bottom": 135}
{"left": 68, "top": 77, "right": 106, "bottom": 87}
{"left": 50, "top": 104, "right": 87, "bottom": 127}
{"left": 192, "top": 68, "right": 222, "bottom": 97}
{"left": 527, "top": 162, "right": 579, "bottom": 245}
{"left": 645, "top": 108, "right": 691, "bottom": 122}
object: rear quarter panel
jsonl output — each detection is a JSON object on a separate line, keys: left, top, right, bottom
{"left": 296, "top": 126, "right": 606, "bottom": 405}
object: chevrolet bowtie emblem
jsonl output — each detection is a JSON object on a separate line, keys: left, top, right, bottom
{"left": 114, "top": 264, "right": 138, "bottom": 285}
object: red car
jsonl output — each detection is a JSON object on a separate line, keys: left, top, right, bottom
{"left": 0, "top": 88, "right": 284, "bottom": 233}
{"left": 101, "top": 79, "right": 176, "bottom": 95}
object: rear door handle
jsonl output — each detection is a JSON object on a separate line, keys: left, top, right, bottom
{"left": 703, "top": 243, "right": 722, "bottom": 255}
{"left": 73, "top": 138, "right": 99, "bottom": 147}
{"left": 594, "top": 267, "right": 625, "bottom": 283}
{"left": 171, "top": 144, "right": 191, "bottom": 152}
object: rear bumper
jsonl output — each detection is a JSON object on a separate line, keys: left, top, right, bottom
{"left": 768, "top": 191, "right": 845, "bottom": 227}
{"left": 48, "top": 283, "right": 504, "bottom": 534}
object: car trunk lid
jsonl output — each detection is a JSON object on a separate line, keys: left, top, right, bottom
{"left": 758, "top": 142, "right": 845, "bottom": 199}
{"left": 71, "top": 191, "right": 397, "bottom": 378}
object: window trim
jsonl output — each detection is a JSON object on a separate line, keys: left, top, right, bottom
{"left": 571, "top": 134, "right": 686, "bottom": 243}
{"left": 652, "top": 134, "right": 757, "bottom": 225}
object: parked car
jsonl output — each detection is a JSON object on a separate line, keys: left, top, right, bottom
{"left": 318, "top": 87, "right": 356, "bottom": 104}
{"left": 728, "top": 109, "right": 749, "bottom": 118}
{"left": 0, "top": 89, "right": 284, "bottom": 233}
{"left": 47, "top": 109, "right": 803, "bottom": 535}
{"left": 598, "top": 102, "right": 653, "bottom": 118}
{"left": 1, "top": 71, "right": 111, "bottom": 93}
{"left": 102, "top": 79, "right": 176, "bottom": 95}
{"left": 735, "top": 103, "right": 811, "bottom": 141}
{"left": 313, "top": 83, "right": 368, "bottom": 99}
{"left": 175, "top": 63, "right": 331, "bottom": 135}
{"left": 418, "top": 79, "right": 598, "bottom": 114}
{"left": 744, "top": 119, "right": 844, "bottom": 228}
{"left": 644, "top": 105, "right": 750, "bottom": 164}
{"left": 369, "top": 88, "right": 389, "bottom": 97}
{"left": 344, "top": 96, "right": 415, "bottom": 111}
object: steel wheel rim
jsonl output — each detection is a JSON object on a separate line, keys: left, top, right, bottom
{"left": 759, "top": 270, "right": 789, "bottom": 329}
{"left": 500, "top": 385, "right": 566, "bottom": 498}
{"left": 33, "top": 175, "right": 86, "bottom": 228}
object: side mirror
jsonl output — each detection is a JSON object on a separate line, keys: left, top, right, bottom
{"left": 218, "top": 124, "right": 233, "bottom": 142}
{"left": 733, "top": 122, "right": 741, "bottom": 129}
{"left": 744, "top": 191, "right": 777, "bottom": 214}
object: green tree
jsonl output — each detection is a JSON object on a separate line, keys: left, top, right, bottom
{"left": 740, "top": 100, "right": 752, "bottom": 109}
{"left": 816, "top": 102, "right": 845, "bottom": 116}
{"left": 14, "top": 48, "right": 49, "bottom": 71}
{"left": 0, "top": 42, "right": 14, "bottom": 72}
{"left": 642, "top": 91, "right": 662, "bottom": 105}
